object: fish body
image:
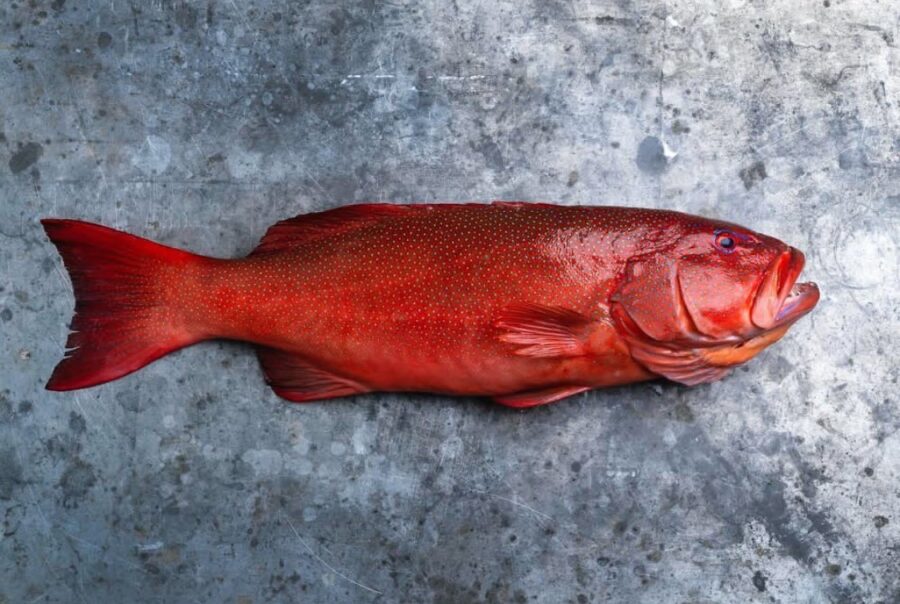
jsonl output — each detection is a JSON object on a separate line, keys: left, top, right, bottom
{"left": 42, "top": 202, "right": 819, "bottom": 407}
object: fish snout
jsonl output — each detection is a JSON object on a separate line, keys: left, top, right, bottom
{"left": 751, "top": 247, "right": 819, "bottom": 330}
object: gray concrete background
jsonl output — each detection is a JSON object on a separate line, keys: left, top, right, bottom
{"left": 1, "top": 0, "right": 899, "bottom": 602}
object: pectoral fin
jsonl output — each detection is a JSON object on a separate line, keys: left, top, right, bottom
{"left": 256, "top": 347, "right": 369, "bottom": 402}
{"left": 495, "top": 303, "right": 592, "bottom": 358}
{"left": 493, "top": 385, "right": 591, "bottom": 408}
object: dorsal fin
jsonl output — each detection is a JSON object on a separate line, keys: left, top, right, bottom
{"left": 250, "top": 203, "right": 413, "bottom": 255}
{"left": 251, "top": 202, "right": 564, "bottom": 255}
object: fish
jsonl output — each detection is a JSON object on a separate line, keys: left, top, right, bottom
{"left": 41, "top": 202, "right": 819, "bottom": 408}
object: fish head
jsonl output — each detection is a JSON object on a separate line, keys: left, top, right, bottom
{"left": 610, "top": 213, "right": 819, "bottom": 385}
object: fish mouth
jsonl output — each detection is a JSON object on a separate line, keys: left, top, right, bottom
{"left": 751, "top": 247, "right": 820, "bottom": 330}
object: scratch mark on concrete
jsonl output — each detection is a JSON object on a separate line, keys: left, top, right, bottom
{"left": 283, "top": 513, "right": 384, "bottom": 596}
{"left": 471, "top": 489, "right": 554, "bottom": 522}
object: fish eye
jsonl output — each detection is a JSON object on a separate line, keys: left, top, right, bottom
{"left": 715, "top": 230, "right": 736, "bottom": 252}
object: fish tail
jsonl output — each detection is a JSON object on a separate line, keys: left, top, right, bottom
{"left": 41, "top": 219, "right": 208, "bottom": 391}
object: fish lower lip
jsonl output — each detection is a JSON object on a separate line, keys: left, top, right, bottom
{"left": 773, "top": 281, "right": 820, "bottom": 325}
{"left": 751, "top": 247, "right": 811, "bottom": 329}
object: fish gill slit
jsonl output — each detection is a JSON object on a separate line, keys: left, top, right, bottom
{"left": 674, "top": 267, "right": 704, "bottom": 342}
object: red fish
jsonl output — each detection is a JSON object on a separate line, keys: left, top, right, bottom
{"left": 41, "top": 202, "right": 819, "bottom": 407}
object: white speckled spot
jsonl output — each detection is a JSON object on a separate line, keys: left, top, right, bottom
{"left": 162, "top": 415, "right": 176, "bottom": 429}
{"left": 836, "top": 227, "right": 896, "bottom": 289}
{"left": 132, "top": 135, "right": 171, "bottom": 175}
{"left": 225, "top": 149, "right": 262, "bottom": 180}
{"left": 330, "top": 442, "right": 346, "bottom": 456}
{"left": 663, "top": 427, "right": 677, "bottom": 447}
{"left": 351, "top": 426, "right": 370, "bottom": 454}
{"left": 439, "top": 436, "right": 463, "bottom": 465}
{"left": 241, "top": 449, "right": 283, "bottom": 476}
{"left": 293, "top": 458, "right": 313, "bottom": 476}
{"left": 302, "top": 506, "right": 317, "bottom": 522}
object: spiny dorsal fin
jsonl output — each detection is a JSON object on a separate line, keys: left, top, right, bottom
{"left": 250, "top": 202, "right": 560, "bottom": 255}
{"left": 250, "top": 203, "right": 413, "bottom": 255}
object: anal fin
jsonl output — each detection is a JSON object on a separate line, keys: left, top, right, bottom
{"left": 493, "top": 385, "right": 590, "bottom": 408}
{"left": 257, "top": 347, "right": 369, "bottom": 402}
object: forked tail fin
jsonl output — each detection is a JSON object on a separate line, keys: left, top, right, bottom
{"left": 41, "top": 219, "right": 206, "bottom": 391}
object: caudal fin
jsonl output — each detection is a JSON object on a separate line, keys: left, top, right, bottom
{"left": 41, "top": 219, "right": 204, "bottom": 391}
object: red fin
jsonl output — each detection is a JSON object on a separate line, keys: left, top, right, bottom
{"left": 628, "top": 340, "right": 731, "bottom": 385}
{"left": 257, "top": 347, "right": 369, "bottom": 402}
{"left": 612, "top": 312, "right": 731, "bottom": 386}
{"left": 251, "top": 202, "right": 565, "bottom": 255}
{"left": 494, "top": 385, "right": 590, "bottom": 408}
{"left": 496, "top": 303, "right": 591, "bottom": 357}
{"left": 41, "top": 219, "right": 203, "bottom": 391}
{"left": 250, "top": 203, "right": 412, "bottom": 255}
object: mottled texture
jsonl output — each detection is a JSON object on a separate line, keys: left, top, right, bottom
{"left": 1, "top": 1, "right": 898, "bottom": 603}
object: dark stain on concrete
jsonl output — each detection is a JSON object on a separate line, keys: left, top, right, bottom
{"left": 58, "top": 458, "right": 96, "bottom": 507}
{"left": 0, "top": 448, "right": 24, "bottom": 500}
{"left": 68, "top": 411, "right": 86, "bottom": 434}
{"left": 752, "top": 570, "right": 768, "bottom": 592}
{"left": 8, "top": 142, "right": 43, "bottom": 174}
{"left": 40, "top": 257, "right": 55, "bottom": 275}
{"left": 838, "top": 148, "right": 869, "bottom": 170}
{"left": 755, "top": 478, "right": 812, "bottom": 563}
{"left": 673, "top": 401, "right": 695, "bottom": 422}
{"left": 3, "top": 503, "right": 24, "bottom": 537}
{"left": 636, "top": 136, "right": 668, "bottom": 174}
{"left": 471, "top": 135, "right": 506, "bottom": 172}
{"left": 0, "top": 397, "right": 12, "bottom": 423}
{"left": 739, "top": 160, "right": 767, "bottom": 190}
{"left": 174, "top": 3, "right": 198, "bottom": 29}
{"left": 672, "top": 119, "right": 690, "bottom": 134}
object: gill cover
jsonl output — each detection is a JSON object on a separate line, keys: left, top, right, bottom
{"left": 677, "top": 254, "right": 761, "bottom": 339}
{"left": 610, "top": 255, "right": 731, "bottom": 386}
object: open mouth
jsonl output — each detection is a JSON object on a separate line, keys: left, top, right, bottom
{"left": 751, "top": 247, "right": 820, "bottom": 329}
{"left": 774, "top": 281, "right": 819, "bottom": 324}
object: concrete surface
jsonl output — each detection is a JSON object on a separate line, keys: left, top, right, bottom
{"left": 1, "top": 0, "right": 899, "bottom": 602}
